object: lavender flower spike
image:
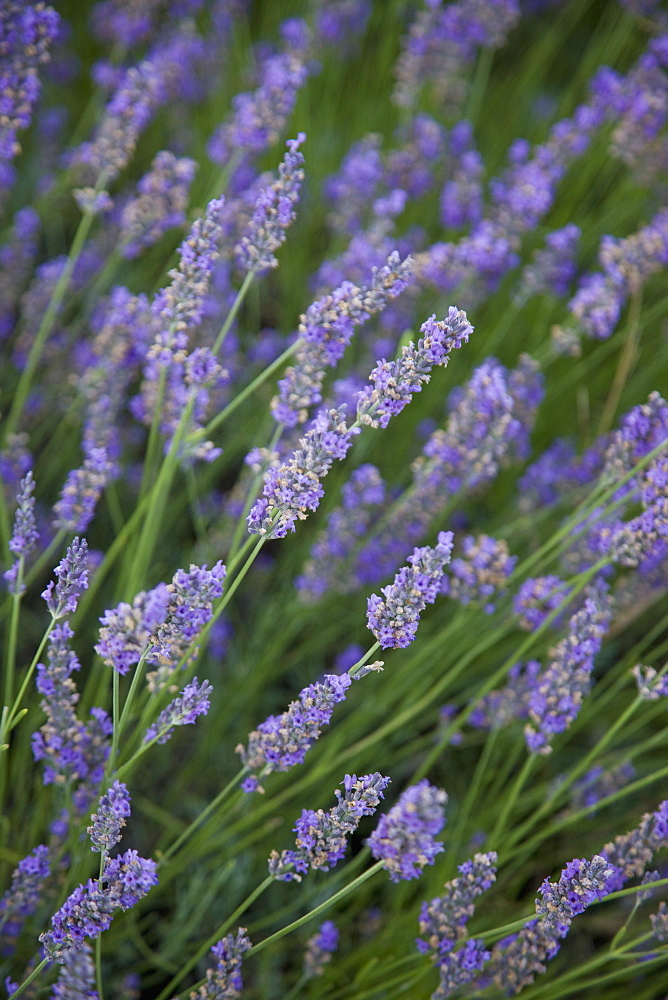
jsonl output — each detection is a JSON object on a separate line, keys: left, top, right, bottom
{"left": 4, "top": 470, "right": 39, "bottom": 594}
{"left": 417, "top": 851, "right": 498, "bottom": 960}
{"left": 268, "top": 773, "right": 390, "bottom": 881}
{"left": 366, "top": 531, "right": 454, "bottom": 649}
{"left": 356, "top": 308, "right": 473, "bottom": 429}
{"left": 235, "top": 134, "right": 306, "bottom": 275}
{"left": 42, "top": 537, "right": 89, "bottom": 619}
{"left": 237, "top": 673, "right": 352, "bottom": 792}
{"left": 88, "top": 780, "right": 131, "bottom": 853}
{"left": 0, "top": 845, "right": 50, "bottom": 954}
{"left": 366, "top": 780, "right": 447, "bottom": 882}
{"left": 304, "top": 921, "right": 339, "bottom": 979}
{"left": 144, "top": 677, "right": 213, "bottom": 744}
{"left": 192, "top": 929, "right": 252, "bottom": 1000}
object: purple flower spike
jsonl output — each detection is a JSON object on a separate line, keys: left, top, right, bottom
{"left": 304, "top": 920, "right": 339, "bottom": 979}
{"left": 198, "top": 928, "right": 252, "bottom": 999}
{"left": 42, "top": 538, "right": 90, "bottom": 619}
{"left": 367, "top": 780, "right": 447, "bottom": 882}
{"left": 366, "top": 532, "right": 454, "bottom": 649}
{"left": 88, "top": 780, "right": 131, "bottom": 853}
{"left": 144, "top": 677, "right": 213, "bottom": 745}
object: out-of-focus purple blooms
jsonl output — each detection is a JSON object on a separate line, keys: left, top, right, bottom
{"left": 568, "top": 271, "right": 624, "bottom": 341}
{"left": 144, "top": 677, "right": 213, "bottom": 744}
{"left": 602, "top": 391, "right": 668, "bottom": 481}
{"left": 40, "top": 849, "right": 158, "bottom": 962}
{"left": 357, "top": 308, "right": 473, "bottom": 430}
{"left": 366, "top": 532, "right": 454, "bottom": 649}
{"left": 569, "top": 762, "right": 635, "bottom": 812}
{"left": 525, "top": 597, "right": 613, "bottom": 754}
{"left": 433, "top": 938, "right": 491, "bottom": 998}
{"left": 385, "top": 114, "right": 448, "bottom": 200}
{"left": 440, "top": 150, "right": 484, "bottom": 229}
{"left": 417, "top": 851, "right": 497, "bottom": 960}
{"left": 4, "top": 471, "right": 39, "bottom": 594}
{"left": 601, "top": 799, "right": 668, "bottom": 892}
{"left": 88, "top": 780, "right": 131, "bottom": 853}
{"left": 516, "top": 224, "right": 581, "bottom": 302}
{"left": 514, "top": 575, "right": 571, "bottom": 632}
{"left": 193, "top": 928, "right": 251, "bottom": 1000}
{"left": 42, "top": 537, "right": 89, "bottom": 619}
{"left": 518, "top": 438, "right": 606, "bottom": 512}
{"left": 296, "top": 464, "right": 386, "bottom": 602}
{"left": 53, "top": 447, "right": 114, "bottom": 533}
{"left": 90, "top": 0, "right": 208, "bottom": 47}
{"left": 51, "top": 940, "right": 98, "bottom": 999}
{"left": 208, "top": 47, "right": 309, "bottom": 167}
{"left": 96, "top": 561, "right": 225, "bottom": 675}
{"left": 0, "top": 1, "right": 59, "bottom": 162}
{"left": 303, "top": 920, "right": 339, "bottom": 979}
{"left": 651, "top": 901, "right": 668, "bottom": 942}
{"left": 366, "top": 780, "right": 447, "bottom": 882}
{"left": 633, "top": 663, "right": 668, "bottom": 700}
{"left": 315, "top": 0, "right": 371, "bottom": 46}
{"left": 608, "top": 455, "right": 668, "bottom": 569}
{"left": 273, "top": 252, "right": 414, "bottom": 427}
{"left": 247, "top": 406, "right": 360, "bottom": 539}
{"left": 268, "top": 773, "right": 390, "bottom": 881}
{"left": 235, "top": 134, "right": 305, "bottom": 274}
{"left": 442, "top": 534, "right": 516, "bottom": 613}
{"left": 238, "top": 674, "right": 351, "bottom": 792}
{"left": 468, "top": 660, "right": 541, "bottom": 730}
{"left": 32, "top": 622, "right": 111, "bottom": 803}
{"left": 119, "top": 151, "right": 196, "bottom": 258}
{"left": 0, "top": 207, "right": 40, "bottom": 340}
{"left": 324, "top": 134, "right": 383, "bottom": 234}
{"left": 0, "top": 845, "right": 50, "bottom": 955}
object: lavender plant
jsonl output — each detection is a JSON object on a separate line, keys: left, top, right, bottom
{"left": 1, "top": 2, "right": 668, "bottom": 999}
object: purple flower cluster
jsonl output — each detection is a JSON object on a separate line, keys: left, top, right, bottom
{"left": 417, "top": 852, "right": 497, "bottom": 960}
{"left": 51, "top": 940, "right": 98, "bottom": 1000}
{"left": 247, "top": 406, "right": 360, "bottom": 538}
{"left": 42, "top": 537, "right": 90, "bottom": 619}
{"left": 516, "top": 224, "right": 581, "bottom": 302}
{"left": 303, "top": 920, "right": 339, "bottom": 979}
{"left": 192, "top": 929, "right": 252, "bottom": 1000}
{"left": 144, "top": 677, "right": 213, "bottom": 744}
{"left": 119, "top": 150, "right": 196, "bottom": 259}
{"left": 366, "top": 780, "right": 447, "bottom": 882}
{"left": 0, "top": 844, "right": 50, "bottom": 954}
{"left": 468, "top": 660, "right": 541, "bottom": 731}
{"left": 237, "top": 674, "right": 351, "bottom": 792}
{"left": 601, "top": 799, "right": 668, "bottom": 892}
{"left": 87, "top": 780, "right": 131, "bottom": 854}
{"left": 442, "top": 534, "right": 516, "bottom": 614}
{"left": 513, "top": 575, "right": 571, "bottom": 632}
{"left": 632, "top": 663, "right": 668, "bottom": 700}
{"left": 357, "top": 309, "right": 473, "bottom": 429}
{"left": 4, "top": 471, "right": 39, "bottom": 594}
{"left": 272, "top": 252, "right": 414, "bottom": 427}
{"left": 96, "top": 561, "right": 226, "bottom": 676}
{"left": 235, "top": 134, "right": 306, "bottom": 275}
{"left": 0, "top": 206, "right": 40, "bottom": 341}
{"left": 524, "top": 596, "right": 613, "bottom": 754}
{"left": 366, "top": 531, "right": 454, "bottom": 649}
{"left": 40, "top": 849, "right": 158, "bottom": 962}
{"left": 536, "top": 855, "right": 614, "bottom": 933}
{"left": 570, "top": 762, "right": 636, "bottom": 812}
{"left": 0, "top": 1, "right": 59, "bottom": 161}
{"left": 268, "top": 773, "right": 390, "bottom": 881}
{"left": 53, "top": 446, "right": 114, "bottom": 533}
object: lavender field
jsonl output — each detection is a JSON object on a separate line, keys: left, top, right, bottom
{"left": 1, "top": 1, "right": 668, "bottom": 998}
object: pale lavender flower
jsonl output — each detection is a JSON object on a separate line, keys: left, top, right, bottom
{"left": 273, "top": 252, "right": 414, "bottom": 427}
{"left": 570, "top": 762, "right": 635, "bottom": 812}
{"left": 237, "top": 674, "right": 351, "bottom": 792}
{"left": 601, "top": 799, "right": 668, "bottom": 892}
{"left": 468, "top": 660, "right": 541, "bottom": 730}
{"left": 366, "top": 780, "right": 447, "bottom": 882}
{"left": 192, "top": 929, "right": 252, "bottom": 1000}
{"left": 632, "top": 663, "right": 668, "bottom": 700}
{"left": 537, "top": 856, "right": 615, "bottom": 932}
{"left": 235, "top": 134, "right": 305, "bottom": 274}
{"left": 356, "top": 309, "right": 473, "bottom": 430}
{"left": 314, "top": 0, "right": 371, "bottom": 47}
{"left": 417, "top": 852, "right": 497, "bottom": 960}
{"left": 0, "top": 845, "right": 50, "bottom": 953}
{"left": 303, "top": 920, "right": 339, "bottom": 979}
{"left": 524, "top": 596, "right": 613, "bottom": 754}
{"left": 0, "top": 207, "right": 40, "bottom": 340}
{"left": 514, "top": 576, "right": 571, "bottom": 632}
{"left": 440, "top": 149, "right": 484, "bottom": 229}
{"left": 441, "top": 534, "right": 516, "bottom": 613}
{"left": 651, "top": 902, "right": 668, "bottom": 942}
{"left": 323, "top": 133, "right": 383, "bottom": 235}
{"left": 516, "top": 223, "right": 581, "bottom": 302}
{"left": 247, "top": 406, "right": 360, "bottom": 539}
{"left": 51, "top": 940, "right": 98, "bottom": 999}
{"left": 53, "top": 447, "right": 114, "bottom": 533}
{"left": 366, "top": 532, "right": 454, "bottom": 649}
{"left": 40, "top": 849, "right": 158, "bottom": 962}
{"left": 4, "top": 471, "right": 39, "bottom": 594}
{"left": 88, "top": 780, "right": 131, "bottom": 853}
{"left": 42, "top": 537, "right": 90, "bottom": 619}
{"left": 119, "top": 150, "right": 197, "bottom": 259}
{"left": 0, "top": 1, "right": 59, "bottom": 162}
{"left": 268, "top": 773, "right": 390, "bottom": 881}
{"left": 433, "top": 939, "right": 491, "bottom": 998}
{"left": 144, "top": 677, "right": 213, "bottom": 744}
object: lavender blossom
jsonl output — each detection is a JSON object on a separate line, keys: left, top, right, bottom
{"left": 144, "top": 677, "right": 213, "bottom": 744}
{"left": 0, "top": 207, "right": 40, "bottom": 340}
{"left": 303, "top": 921, "right": 339, "bottom": 979}
{"left": 42, "top": 537, "right": 90, "bottom": 619}
{"left": 0, "top": 845, "right": 50, "bottom": 953}
{"left": 601, "top": 799, "right": 668, "bottom": 892}
{"left": 516, "top": 223, "right": 581, "bottom": 302}
{"left": 632, "top": 663, "right": 668, "bottom": 700}
{"left": 268, "top": 773, "right": 390, "bottom": 881}
{"left": 366, "top": 532, "right": 454, "bottom": 649}
{"left": 273, "top": 252, "right": 414, "bottom": 427}
{"left": 651, "top": 902, "right": 668, "bottom": 942}
{"left": 433, "top": 939, "right": 491, "bottom": 998}
{"left": 191, "top": 929, "right": 252, "bottom": 1000}
{"left": 356, "top": 309, "right": 473, "bottom": 429}
{"left": 40, "top": 849, "right": 158, "bottom": 962}
{"left": 537, "top": 856, "right": 614, "bottom": 932}
{"left": 88, "top": 781, "right": 131, "bottom": 853}
{"left": 235, "top": 134, "right": 305, "bottom": 274}
{"left": 514, "top": 576, "right": 571, "bottom": 632}
{"left": 570, "top": 762, "right": 635, "bottom": 812}
{"left": 323, "top": 134, "right": 383, "bottom": 235}
{"left": 417, "top": 852, "right": 497, "bottom": 960}
{"left": 53, "top": 446, "right": 114, "bottom": 532}
{"left": 237, "top": 674, "right": 352, "bottom": 792}
{"left": 96, "top": 561, "right": 226, "bottom": 675}
{"left": 441, "top": 535, "right": 516, "bottom": 613}
{"left": 468, "top": 660, "right": 541, "bottom": 730}
{"left": 247, "top": 406, "right": 360, "bottom": 539}
{"left": 525, "top": 596, "right": 613, "bottom": 754}
{"left": 3, "top": 471, "right": 39, "bottom": 594}
{"left": 51, "top": 940, "right": 98, "bottom": 1000}
{"left": 119, "top": 150, "right": 196, "bottom": 258}
{"left": 367, "top": 780, "right": 447, "bottom": 882}
{"left": 0, "top": 1, "right": 59, "bottom": 161}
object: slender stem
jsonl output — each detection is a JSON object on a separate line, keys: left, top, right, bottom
{"left": 159, "top": 768, "right": 247, "bottom": 864}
